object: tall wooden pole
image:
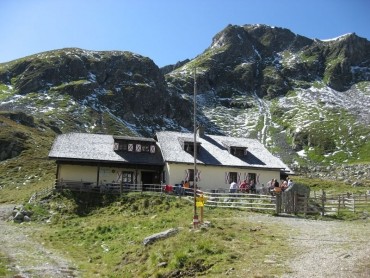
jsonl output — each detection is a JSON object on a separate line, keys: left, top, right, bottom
{"left": 193, "top": 68, "right": 198, "bottom": 228}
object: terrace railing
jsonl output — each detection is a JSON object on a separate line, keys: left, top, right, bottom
{"left": 54, "top": 180, "right": 163, "bottom": 194}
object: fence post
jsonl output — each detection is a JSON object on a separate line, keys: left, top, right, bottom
{"left": 342, "top": 196, "right": 345, "bottom": 210}
{"left": 275, "top": 193, "right": 282, "bottom": 214}
{"left": 337, "top": 196, "right": 341, "bottom": 216}
{"left": 304, "top": 193, "right": 308, "bottom": 217}
{"left": 352, "top": 195, "right": 355, "bottom": 213}
{"left": 321, "top": 190, "right": 326, "bottom": 216}
{"left": 294, "top": 192, "right": 298, "bottom": 215}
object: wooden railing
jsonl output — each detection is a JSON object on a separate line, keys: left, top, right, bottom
{"left": 201, "top": 190, "right": 370, "bottom": 216}
{"left": 54, "top": 180, "right": 163, "bottom": 194}
{"left": 310, "top": 190, "right": 370, "bottom": 215}
{"left": 52, "top": 181, "right": 370, "bottom": 216}
{"left": 203, "top": 192, "right": 276, "bottom": 212}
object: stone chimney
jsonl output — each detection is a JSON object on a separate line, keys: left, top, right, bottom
{"left": 197, "top": 125, "right": 205, "bottom": 138}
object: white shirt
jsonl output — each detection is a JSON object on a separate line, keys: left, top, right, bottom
{"left": 230, "top": 182, "right": 237, "bottom": 189}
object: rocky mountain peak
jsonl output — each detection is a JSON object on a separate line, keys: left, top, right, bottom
{"left": 168, "top": 24, "right": 370, "bottom": 97}
{"left": 0, "top": 48, "right": 193, "bottom": 135}
{"left": 210, "top": 24, "right": 247, "bottom": 49}
{"left": 243, "top": 24, "right": 313, "bottom": 53}
{"left": 0, "top": 48, "right": 166, "bottom": 95}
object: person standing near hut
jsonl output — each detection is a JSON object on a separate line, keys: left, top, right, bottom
{"left": 229, "top": 180, "right": 237, "bottom": 193}
{"left": 239, "top": 180, "right": 248, "bottom": 193}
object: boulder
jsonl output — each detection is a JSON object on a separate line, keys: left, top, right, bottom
{"left": 13, "top": 211, "right": 24, "bottom": 222}
{"left": 143, "top": 228, "right": 178, "bottom": 246}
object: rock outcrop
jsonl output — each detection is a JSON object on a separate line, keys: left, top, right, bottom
{"left": 166, "top": 24, "right": 370, "bottom": 97}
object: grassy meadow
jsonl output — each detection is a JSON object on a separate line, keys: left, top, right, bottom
{"left": 20, "top": 192, "right": 292, "bottom": 277}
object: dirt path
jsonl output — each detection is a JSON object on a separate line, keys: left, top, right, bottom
{"left": 248, "top": 214, "right": 370, "bottom": 278}
{"left": 0, "top": 204, "right": 79, "bottom": 278}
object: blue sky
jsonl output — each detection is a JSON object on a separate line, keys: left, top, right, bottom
{"left": 1, "top": 0, "right": 369, "bottom": 67}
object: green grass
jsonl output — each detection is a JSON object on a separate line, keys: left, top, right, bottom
{"left": 311, "top": 81, "right": 325, "bottom": 89}
{"left": 0, "top": 82, "right": 15, "bottom": 101}
{"left": 0, "top": 113, "right": 57, "bottom": 204}
{"left": 356, "top": 81, "right": 370, "bottom": 94}
{"left": 179, "top": 44, "right": 228, "bottom": 72}
{"left": 270, "top": 90, "right": 370, "bottom": 166}
{"left": 0, "top": 252, "right": 13, "bottom": 277}
{"left": 294, "top": 176, "right": 359, "bottom": 193}
{"left": 29, "top": 192, "right": 292, "bottom": 277}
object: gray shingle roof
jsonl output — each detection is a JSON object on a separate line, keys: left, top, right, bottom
{"left": 49, "top": 132, "right": 292, "bottom": 173}
{"left": 156, "top": 131, "right": 292, "bottom": 172}
{"left": 49, "top": 133, "right": 164, "bottom": 165}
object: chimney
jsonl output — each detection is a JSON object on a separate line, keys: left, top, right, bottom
{"left": 197, "top": 125, "right": 205, "bottom": 138}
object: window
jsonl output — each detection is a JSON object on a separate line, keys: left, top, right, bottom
{"left": 187, "top": 169, "right": 194, "bottom": 182}
{"left": 142, "top": 143, "right": 156, "bottom": 153}
{"left": 114, "top": 142, "right": 128, "bottom": 151}
{"left": 136, "top": 144, "right": 142, "bottom": 152}
{"left": 247, "top": 173, "right": 256, "bottom": 183}
{"left": 230, "top": 147, "right": 247, "bottom": 157}
{"left": 150, "top": 145, "right": 156, "bottom": 153}
{"left": 122, "top": 171, "right": 133, "bottom": 183}
{"left": 128, "top": 143, "right": 134, "bottom": 152}
{"left": 114, "top": 140, "right": 156, "bottom": 154}
{"left": 184, "top": 142, "right": 194, "bottom": 153}
{"left": 142, "top": 144, "right": 150, "bottom": 152}
{"left": 229, "top": 172, "right": 238, "bottom": 183}
{"left": 184, "top": 141, "right": 201, "bottom": 155}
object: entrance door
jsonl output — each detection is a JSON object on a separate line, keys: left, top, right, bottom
{"left": 141, "top": 172, "right": 154, "bottom": 184}
{"left": 141, "top": 171, "right": 160, "bottom": 191}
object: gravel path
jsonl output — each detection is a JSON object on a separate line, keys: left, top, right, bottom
{"left": 0, "top": 204, "right": 79, "bottom": 278}
{"left": 248, "top": 214, "right": 370, "bottom": 278}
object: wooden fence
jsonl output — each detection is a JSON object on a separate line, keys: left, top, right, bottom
{"left": 201, "top": 190, "right": 370, "bottom": 216}
{"left": 203, "top": 192, "right": 276, "bottom": 212}
{"left": 202, "top": 191, "right": 310, "bottom": 215}
{"left": 54, "top": 180, "right": 164, "bottom": 194}
{"left": 310, "top": 190, "right": 370, "bottom": 215}
{"left": 48, "top": 181, "right": 370, "bottom": 216}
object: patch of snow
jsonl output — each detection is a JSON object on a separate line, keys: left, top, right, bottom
{"left": 351, "top": 66, "right": 370, "bottom": 78}
{"left": 297, "top": 150, "right": 307, "bottom": 157}
{"left": 252, "top": 45, "right": 262, "bottom": 60}
{"left": 88, "top": 72, "right": 96, "bottom": 82}
{"left": 321, "top": 33, "right": 354, "bottom": 42}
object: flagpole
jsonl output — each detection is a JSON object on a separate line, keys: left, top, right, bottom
{"left": 193, "top": 67, "right": 198, "bottom": 229}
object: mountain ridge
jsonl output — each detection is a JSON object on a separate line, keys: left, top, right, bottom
{"left": 0, "top": 24, "right": 369, "bottom": 186}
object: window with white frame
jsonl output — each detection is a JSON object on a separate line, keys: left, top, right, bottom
{"left": 122, "top": 171, "right": 134, "bottom": 183}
